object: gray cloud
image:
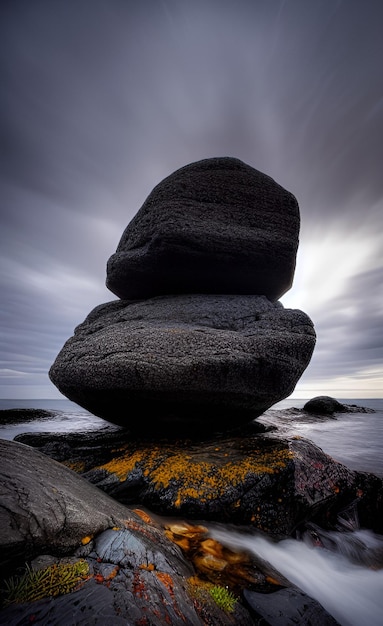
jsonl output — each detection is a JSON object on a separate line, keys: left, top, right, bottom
{"left": 1, "top": 0, "right": 382, "bottom": 398}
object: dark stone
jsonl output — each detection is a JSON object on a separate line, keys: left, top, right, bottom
{"left": 0, "top": 439, "right": 257, "bottom": 625}
{"left": 243, "top": 586, "right": 340, "bottom": 625}
{"left": 0, "top": 439, "right": 136, "bottom": 577}
{"left": 303, "top": 396, "right": 346, "bottom": 414}
{"left": 49, "top": 294, "right": 315, "bottom": 435}
{"left": 16, "top": 426, "right": 383, "bottom": 536}
{"left": 106, "top": 157, "right": 300, "bottom": 301}
{"left": 0, "top": 408, "right": 58, "bottom": 424}
{"left": 303, "top": 396, "right": 375, "bottom": 415}
{"left": 301, "top": 522, "right": 383, "bottom": 569}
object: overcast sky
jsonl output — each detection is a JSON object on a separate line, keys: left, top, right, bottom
{"left": 1, "top": 0, "right": 382, "bottom": 400}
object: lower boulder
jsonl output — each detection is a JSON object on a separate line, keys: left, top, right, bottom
{"left": 49, "top": 294, "right": 315, "bottom": 435}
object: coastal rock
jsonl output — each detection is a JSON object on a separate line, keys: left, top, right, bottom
{"left": 243, "top": 587, "right": 340, "bottom": 625}
{"left": 303, "top": 396, "right": 375, "bottom": 415}
{"left": 0, "top": 439, "right": 257, "bottom": 625}
{"left": 106, "top": 157, "right": 300, "bottom": 301}
{"left": 303, "top": 396, "right": 349, "bottom": 415}
{"left": 0, "top": 438, "right": 137, "bottom": 576}
{"left": 0, "top": 408, "right": 59, "bottom": 423}
{"left": 49, "top": 294, "right": 315, "bottom": 434}
{"left": 16, "top": 425, "right": 383, "bottom": 536}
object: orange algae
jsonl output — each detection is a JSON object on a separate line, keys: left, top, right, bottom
{"left": 133, "top": 508, "right": 154, "bottom": 524}
{"left": 150, "top": 446, "right": 293, "bottom": 507}
{"left": 81, "top": 535, "right": 93, "bottom": 545}
{"left": 97, "top": 441, "right": 293, "bottom": 508}
{"left": 63, "top": 460, "right": 86, "bottom": 473}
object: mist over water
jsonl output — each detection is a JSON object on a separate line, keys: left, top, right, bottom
{"left": 211, "top": 527, "right": 383, "bottom": 626}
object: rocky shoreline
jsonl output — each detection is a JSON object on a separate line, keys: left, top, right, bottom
{"left": 1, "top": 402, "right": 382, "bottom": 625}
{"left": 1, "top": 159, "right": 381, "bottom": 624}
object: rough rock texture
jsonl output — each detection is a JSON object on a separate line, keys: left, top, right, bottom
{"left": 0, "top": 439, "right": 138, "bottom": 576}
{"left": 49, "top": 294, "right": 315, "bottom": 434}
{"left": 243, "top": 587, "right": 340, "bottom": 625}
{"left": 16, "top": 425, "right": 383, "bottom": 536}
{"left": 303, "top": 395, "right": 375, "bottom": 415}
{"left": 0, "top": 440, "right": 257, "bottom": 625}
{"left": 106, "top": 157, "right": 300, "bottom": 301}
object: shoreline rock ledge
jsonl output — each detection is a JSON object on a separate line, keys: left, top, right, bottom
{"left": 49, "top": 157, "right": 315, "bottom": 434}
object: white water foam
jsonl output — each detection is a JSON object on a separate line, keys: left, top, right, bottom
{"left": 211, "top": 527, "right": 383, "bottom": 626}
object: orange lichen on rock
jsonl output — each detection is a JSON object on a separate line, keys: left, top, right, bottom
{"left": 81, "top": 535, "right": 93, "bottom": 545}
{"left": 139, "top": 563, "right": 155, "bottom": 572}
{"left": 62, "top": 460, "right": 86, "bottom": 473}
{"left": 150, "top": 445, "right": 292, "bottom": 507}
{"left": 96, "top": 439, "right": 293, "bottom": 509}
{"left": 133, "top": 508, "right": 154, "bottom": 524}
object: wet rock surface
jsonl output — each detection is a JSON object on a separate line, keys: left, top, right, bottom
{"left": 106, "top": 157, "right": 300, "bottom": 301}
{"left": 49, "top": 294, "right": 315, "bottom": 434}
{"left": 0, "top": 439, "right": 341, "bottom": 625}
{"left": 15, "top": 421, "right": 383, "bottom": 536}
{"left": 0, "top": 440, "right": 256, "bottom": 624}
{"left": 243, "top": 586, "right": 340, "bottom": 625}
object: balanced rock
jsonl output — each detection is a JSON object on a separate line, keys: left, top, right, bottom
{"left": 106, "top": 157, "right": 300, "bottom": 301}
{"left": 49, "top": 294, "right": 315, "bottom": 434}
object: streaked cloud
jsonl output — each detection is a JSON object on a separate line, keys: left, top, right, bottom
{"left": 1, "top": 0, "right": 382, "bottom": 399}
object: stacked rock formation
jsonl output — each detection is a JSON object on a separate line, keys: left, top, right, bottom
{"left": 49, "top": 157, "right": 316, "bottom": 435}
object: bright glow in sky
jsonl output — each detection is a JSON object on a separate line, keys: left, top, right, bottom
{"left": 1, "top": 0, "right": 382, "bottom": 400}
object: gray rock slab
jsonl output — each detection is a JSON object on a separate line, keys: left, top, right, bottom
{"left": 243, "top": 586, "right": 340, "bottom": 625}
{"left": 0, "top": 439, "right": 133, "bottom": 573}
{"left": 106, "top": 157, "right": 300, "bottom": 301}
{"left": 49, "top": 294, "right": 316, "bottom": 434}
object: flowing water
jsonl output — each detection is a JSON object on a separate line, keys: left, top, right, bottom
{"left": 210, "top": 526, "right": 383, "bottom": 626}
{"left": 1, "top": 397, "right": 382, "bottom": 625}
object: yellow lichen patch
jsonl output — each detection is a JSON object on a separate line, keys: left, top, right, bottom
{"left": 149, "top": 446, "right": 293, "bottom": 507}
{"left": 81, "top": 535, "right": 93, "bottom": 545}
{"left": 139, "top": 563, "right": 155, "bottom": 571}
{"left": 96, "top": 441, "right": 293, "bottom": 509}
{"left": 62, "top": 460, "right": 86, "bottom": 473}
{"left": 97, "top": 445, "right": 162, "bottom": 481}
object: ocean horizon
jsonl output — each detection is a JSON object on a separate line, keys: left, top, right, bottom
{"left": 1, "top": 396, "right": 382, "bottom": 478}
{"left": 0, "top": 396, "right": 382, "bottom": 411}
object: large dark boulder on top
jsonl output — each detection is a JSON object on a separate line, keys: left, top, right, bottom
{"left": 106, "top": 157, "right": 300, "bottom": 301}
{"left": 49, "top": 294, "right": 315, "bottom": 435}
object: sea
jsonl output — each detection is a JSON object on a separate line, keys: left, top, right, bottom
{"left": 1, "top": 397, "right": 383, "bottom": 626}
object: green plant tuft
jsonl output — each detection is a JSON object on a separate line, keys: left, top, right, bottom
{"left": 209, "top": 585, "right": 237, "bottom": 612}
{"left": 2, "top": 560, "right": 89, "bottom": 606}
